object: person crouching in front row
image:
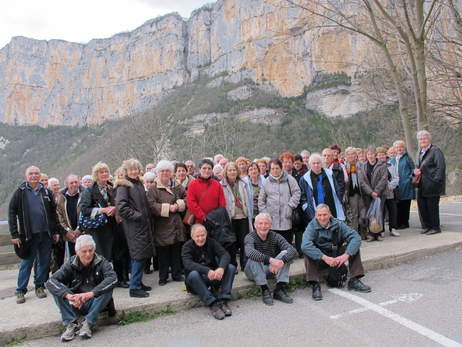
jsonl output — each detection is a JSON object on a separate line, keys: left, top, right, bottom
{"left": 301, "top": 204, "right": 371, "bottom": 301}
{"left": 181, "top": 224, "right": 236, "bottom": 320}
{"left": 244, "top": 213, "right": 298, "bottom": 305}
{"left": 46, "top": 235, "right": 117, "bottom": 342}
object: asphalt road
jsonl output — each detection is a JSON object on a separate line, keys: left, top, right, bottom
{"left": 22, "top": 248, "right": 462, "bottom": 347}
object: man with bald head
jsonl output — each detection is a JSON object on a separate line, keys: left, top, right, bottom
{"left": 302, "top": 204, "right": 370, "bottom": 301}
{"left": 182, "top": 224, "right": 236, "bottom": 320}
{"left": 9, "top": 166, "right": 60, "bottom": 304}
{"left": 57, "top": 174, "right": 83, "bottom": 258}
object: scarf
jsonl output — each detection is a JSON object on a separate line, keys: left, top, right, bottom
{"left": 316, "top": 173, "right": 325, "bottom": 204}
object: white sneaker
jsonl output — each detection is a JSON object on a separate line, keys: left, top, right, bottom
{"left": 390, "top": 230, "right": 401, "bottom": 237}
{"left": 61, "top": 322, "right": 78, "bottom": 342}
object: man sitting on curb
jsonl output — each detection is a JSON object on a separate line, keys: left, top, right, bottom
{"left": 46, "top": 235, "right": 117, "bottom": 342}
{"left": 301, "top": 204, "right": 371, "bottom": 301}
{"left": 182, "top": 224, "right": 236, "bottom": 320}
{"left": 244, "top": 213, "right": 298, "bottom": 305}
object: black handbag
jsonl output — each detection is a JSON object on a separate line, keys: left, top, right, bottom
{"left": 287, "top": 181, "right": 305, "bottom": 229}
{"left": 14, "top": 238, "right": 33, "bottom": 259}
{"left": 326, "top": 227, "right": 348, "bottom": 288}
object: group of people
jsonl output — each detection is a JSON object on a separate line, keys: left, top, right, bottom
{"left": 8, "top": 129, "right": 446, "bottom": 341}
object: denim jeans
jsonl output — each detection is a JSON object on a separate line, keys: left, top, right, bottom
{"left": 244, "top": 250, "right": 290, "bottom": 285}
{"left": 52, "top": 290, "right": 113, "bottom": 325}
{"left": 16, "top": 232, "right": 52, "bottom": 294}
{"left": 185, "top": 264, "right": 236, "bottom": 306}
{"left": 130, "top": 258, "right": 145, "bottom": 290}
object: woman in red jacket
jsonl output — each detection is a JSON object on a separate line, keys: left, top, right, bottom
{"left": 187, "top": 159, "right": 226, "bottom": 225}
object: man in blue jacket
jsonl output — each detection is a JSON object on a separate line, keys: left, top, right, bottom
{"left": 301, "top": 204, "right": 371, "bottom": 301}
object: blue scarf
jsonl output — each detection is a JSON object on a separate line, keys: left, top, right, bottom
{"left": 317, "top": 173, "right": 325, "bottom": 204}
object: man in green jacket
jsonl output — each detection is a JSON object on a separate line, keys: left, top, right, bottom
{"left": 301, "top": 204, "right": 371, "bottom": 301}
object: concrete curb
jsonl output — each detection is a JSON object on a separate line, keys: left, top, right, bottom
{"left": 2, "top": 238, "right": 462, "bottom": 345}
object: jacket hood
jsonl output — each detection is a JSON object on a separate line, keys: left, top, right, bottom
{"left": 114, "top": 177, "right": 134, "bottom": 188}
{"left": 18, "top": 181, "right": 46, "bottom": 191}
{"left": 312, "top": 216, "right": 339, "bottom": 231}
{"left": 268, "top": 171, "right": 289, "bottom": 183}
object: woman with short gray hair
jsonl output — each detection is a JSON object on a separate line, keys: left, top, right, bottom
{"left": 147, "top": 160, "right": 187, "bottom": 286}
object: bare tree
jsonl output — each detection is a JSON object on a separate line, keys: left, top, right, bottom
{"left": 282, "top": 0, "right": 445, "bottom": 154}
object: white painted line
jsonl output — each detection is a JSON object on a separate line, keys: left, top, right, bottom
{"left": 329, "top": 289, "right": 462, "bottom": 347}
{"left": 330, "top": 299, "right": 398, "bottom": 319}
{"left": 410, "top": 211, "right": 462, "bottom": 217}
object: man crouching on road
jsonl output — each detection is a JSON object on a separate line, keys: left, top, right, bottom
{"left": 302, "top": 204, "right": 371, "bottom": 301}
{"left": 182, "top": 224, "right": 236, "bottom": 320}
{"left": 244, "top": 213, "right": 298, "bottom": 306}
{"left": 46, "top": 235, "right": 117, "bottom": 342}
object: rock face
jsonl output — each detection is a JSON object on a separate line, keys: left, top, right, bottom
{"left": 0, "top": 0, "right": 373, "bottom": 126}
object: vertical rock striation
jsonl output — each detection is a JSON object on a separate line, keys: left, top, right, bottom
{"left": 0, "top": 0, "right": 372, "bottom": 126}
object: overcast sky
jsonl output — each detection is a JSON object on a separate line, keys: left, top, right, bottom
{"left": 0, "top": 0, "right": 210, "bottom": 48}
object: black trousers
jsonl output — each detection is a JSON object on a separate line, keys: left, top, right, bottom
{"left": 232, "top": 218, "right": 250, "bottom": 270}
{"left": 156, "top": 243, "right": 182, "bottom": 282}
{"left": 397, "top": 200, "right": 411, "bottom": 227}
{"left": 113, "top": 224, "right": 130, "bottom": 282}
{"left": 274, "top": 230, "right": 293, "bottom": 245}
{"left": 417, "top": 195, "right": 441, "bottom": 230}
{"left": 384, "top": 198, "right": 398, "bottom": 231}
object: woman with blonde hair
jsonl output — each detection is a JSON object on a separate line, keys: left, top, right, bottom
{"left": 79, "top": 162, "right": 116, "bottom": 260}
{"left": 115, "top": 159, "right": 154, "bottom": 297}
{"left": 235, "top": 157, "right": 250, "bottom": 180}
{"left": 221, "top": 162, "right": 252, "bottom": 270}
{"left": 389, "top": 140, "right": 415, "bottom": 229}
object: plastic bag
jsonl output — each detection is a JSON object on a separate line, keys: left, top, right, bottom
{"left": 367, "top": 197, "right": 383, "bottom": 233}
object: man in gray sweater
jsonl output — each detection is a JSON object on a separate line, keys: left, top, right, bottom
{"left": 244, "top": 213, "right": 298, "bottom": 305}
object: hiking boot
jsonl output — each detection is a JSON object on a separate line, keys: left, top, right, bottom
{"left": 79, "top": 319, "right": 92, "bottom": 339}
{"left": 141, "top": 282, "right": 152, "bottom": 291}
{"left": 61, "top": 322, "right": 78, "bottom": 342}
{"left": 311, "top": 282, "right": 322, "bottom": 301}
{"left": 129, "top": 289, "right": 149, "bottom": 298}
{"left": 217, "top": 301, "right": 232, "bottom": 316}
{"left": 35, "top": 287, "right": 47, "bottom": 299}
{"left": 16, "top": 293, "right": 26, "bottom": 304}
{"left": 348, "top": 277, "right": 372, "bottom": 293}
{"left": 261, "top": 288, "right": 273, "bottom": 306}
{"left": 209, "top": 302, "right": 225, "bottom": 320}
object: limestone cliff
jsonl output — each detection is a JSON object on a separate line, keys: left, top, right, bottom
{"left": 0, "top": 0, "right": 373, "bottom": 126}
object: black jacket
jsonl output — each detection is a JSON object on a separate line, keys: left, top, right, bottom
{"left": 417, "top": 145, "right": 446, "bottom": 197}
{"left": 115, "top": 177, "right": 154, "bottom": 260}
{"left": 330, "top": 162, "right": 346, "bottom": 199}
{"left": 46, "top": 253, "right": 117, "bottom": 298}
{"left": 8, "top": 182, "right": 60, "bottom": 241}
{"left": 181, "top": 238, "right": 230, "bottom": 278}
{"left": 203, "top": 207, "right": 236, "bottom": 248}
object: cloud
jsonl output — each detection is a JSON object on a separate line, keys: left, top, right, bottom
{"left": 0, "top": 0, "right": 210, "bottom": 48}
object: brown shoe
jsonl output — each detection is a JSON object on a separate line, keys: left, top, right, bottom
{"left": 210, "top": 302, "right": 225, "bottom": 320}
{"left": 35, "top": 287, "right": 47, "bottom": 299}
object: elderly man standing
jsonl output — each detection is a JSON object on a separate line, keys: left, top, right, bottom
{"left": 302, "top": 204, "right": 371, "bottom": 301}
{"left": 414, "top": 130, "right": 446, "bottom": 235}
{"left": 46, "top": 235, "right": 117, "bottom": 341}
{"left": 244, "top": 213, "right": 298, "bottom": 305}
{"left": 56, "top": 174, "right": 83, "bottom": 258}
{"left": 182, "top": 224, "right": 236, "bottom": 320}
{"left": 9, "top": 166, "right": 60, "bottom": 304}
